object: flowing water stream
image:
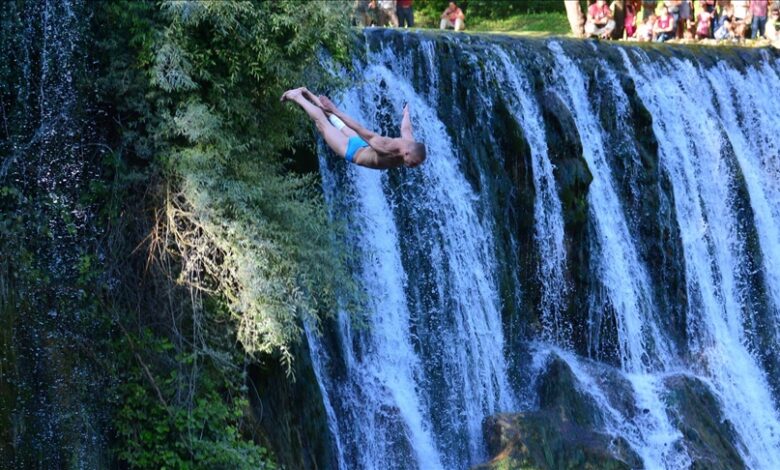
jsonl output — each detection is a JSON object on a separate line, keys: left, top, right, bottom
{"left": 310, "top": 30, "right": 780, "bottom": 470}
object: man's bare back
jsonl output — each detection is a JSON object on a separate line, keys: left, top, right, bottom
{"left": 281, "top": 87, "right": 426, "bottom": 169}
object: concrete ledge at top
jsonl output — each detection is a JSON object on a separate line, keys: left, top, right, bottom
{"left": 360, "top": 27, "right": 780, "bottom": 67}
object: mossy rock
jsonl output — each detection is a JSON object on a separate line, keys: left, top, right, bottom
{"left": 474, "top": 356, "right": 642, "bottom": 470}
{"left": 474, "top": 412, "right": 641, "bottom": 470}
{"left": 662, "top": 375, "right": 746, "bottom": 470}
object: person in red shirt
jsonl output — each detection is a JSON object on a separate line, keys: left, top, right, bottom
{"left": 440, "top": 2, "right": 465, "bottom": 31}
{"left": 585, "top": 0, "right": 616, "bottom": 38}
{"left": 751, "top": 0, "right": 770, "bottom": 38}
{"left": 653, "top": 5, "right": 676, "bottom": 41}
{"left": 397, "top": 0, "right": 414, "bottom": 27}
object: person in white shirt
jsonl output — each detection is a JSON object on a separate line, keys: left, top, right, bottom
{"left": 378, "top": 0, "right": 398, "bottom": 27}
{"left": 731, "top": 0, "right": 750, "bottom": 38}
{"left": 440, "top": 2, "right": 465, "bottom": 31}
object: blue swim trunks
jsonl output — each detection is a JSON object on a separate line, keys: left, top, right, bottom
{"left": 345, "top": 136, "right": 369, "bottom": 163}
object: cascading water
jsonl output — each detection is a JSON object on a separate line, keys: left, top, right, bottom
{"left": 620, "top": 49, "right": 780, "bottom": 468}
{"left": 1, "top": 0, "right": 108, "bottom": 466}
{"left": 309, "top": 29, "right": 780, "bottom": 470}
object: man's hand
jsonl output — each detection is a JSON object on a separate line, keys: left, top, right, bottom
{"left": 319, "top": 95, "right": 339, "bottom": 114}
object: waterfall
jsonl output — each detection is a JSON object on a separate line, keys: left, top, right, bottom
{"left": 489, "top": 46, "right": 570, "bottom": 345}
{"left": 620, "top": 48, "right": 780, "bottom": 469}
{"left": 310, "top": 30, "right": 780, "bottom": 470}
{"left": 1, "top": 0, "right": 108, "bottom": 466}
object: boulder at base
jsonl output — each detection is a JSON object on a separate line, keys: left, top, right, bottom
{"left": 473, "top": 356, "right": 642, "bottom": 470}
{"left": 474, "top": 412, "right": 640, "bottom": 470}
{"left": 662, "top": 374, "right": 746, "bottom": 470}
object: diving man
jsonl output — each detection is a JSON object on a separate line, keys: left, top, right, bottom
{"left": 281, "top": 87, "right": 426, "bottom": 169}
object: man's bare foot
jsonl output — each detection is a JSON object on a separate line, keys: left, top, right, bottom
{"left": 280, "top": 87, "right": 305, "bottom": 103}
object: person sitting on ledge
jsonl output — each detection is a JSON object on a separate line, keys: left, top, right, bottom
{"left": 440, "top": 2, "right": 465, "bottom": 31}
{"left": 585, "top": 0, "right": 616, "bottom": 39}
{"left": 281, "top": 87, "right": 427, "bottom": 170}
{"left": 636, "top": 14, "right": 656, "bottom": 41}
{"left": 653, "top": 5, "right": 676, "bottom": 42}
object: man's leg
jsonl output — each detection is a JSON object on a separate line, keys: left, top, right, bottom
{"left": 300, "top": 89, "right": 361, "bottom": 139}
{"left": 389, "top": 9, "right": 398, "bottom": 27}
{"left": 282, "top": 89, "right": 348, "bottom": 157}
{"left": 603, "top": 20, "right": 616, "bottom": 37}
{"left": 455, "top": 18, "right": 464, "bottom": 31}
{"left": 440, "top": 18, "right": 447, "bottom": 29}
{"left": 397, "top": 7, "right": 406, "bottom": 27}
{"left": 585, "top": 21, "right": 598, "bottom": 37}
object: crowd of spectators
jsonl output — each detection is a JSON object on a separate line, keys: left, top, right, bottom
{"left": 353, "top": 0, "right": 467, "bottom": 31}
{"left": 352, "top": 0, "right": 778, "bottom": 45}
{"left": 587, "top": 0, "right": 780, "bottom": 43}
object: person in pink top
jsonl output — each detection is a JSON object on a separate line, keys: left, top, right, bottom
{"left": 625, "top": 0, "right": 639, "bottom": 38}
{"left": 751, "top": 0, "right": 770, "bottom": 38}
{"left": 653, "top": 5, "right": 675, "bottom": 41}
{"left": 695, "top": 9, "right": 713, "bottom": 39}
{"left": 439, "top": 2, "right": 465, "bottom": 31}
{"left": 585, "top": 0, "right": 616, "bottom": 38}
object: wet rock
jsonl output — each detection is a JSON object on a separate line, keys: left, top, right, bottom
{"left": 662, "top": 374, "right": 746, "bottom": 470}
{"left": 474, "top": 412, "right": 641, "bottom": 470}
{"left": 474, "top": 357, "right": 642, "bottom": 470}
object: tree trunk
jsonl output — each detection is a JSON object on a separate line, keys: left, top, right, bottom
{"left": 564, "top": 0, "right": 585, "bottom": 38}
{"left": 611, "top": 0, "right": 625, "bottom": 39}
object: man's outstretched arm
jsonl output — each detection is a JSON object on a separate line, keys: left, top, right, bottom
{"left": 319, "top": 96, "right": 378, "bottom": 142}
{"left": 400, "top": 104, "right": 414, "bottom": 140}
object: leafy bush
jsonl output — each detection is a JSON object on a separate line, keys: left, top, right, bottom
{"left": 91, "top": 0, "right": 357, "bottom": 467}
{"left": 112, "top": 329, "right": 275, "bottom": 470}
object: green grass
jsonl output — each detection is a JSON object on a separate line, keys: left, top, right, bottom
{"left": 410, "top": 11, "right": 570, "bottom": 37}
{"left": 467, "top": 12, "right": 571, "bottom": 36}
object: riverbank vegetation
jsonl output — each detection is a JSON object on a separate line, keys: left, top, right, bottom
{"left": 2, "top": 0, "right": 355, "bottom": 467}
{"left": 94, "top": 1, "right": 356, "bottom": 467}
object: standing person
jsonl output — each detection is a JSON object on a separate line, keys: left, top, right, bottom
{"left": 668, "top": 0, "right": 683, "bottom": 37}
{"left": 397, "top": 0, "right": 414, "bottom": 28}
{"left": 378, "top": 0, "right": 398, "bottom": 27}
{"left": 440, "top": 2, "right": 466, "bottom": 31}
{"left": 701, "top": 0, "right": 718, "bottom": 36}
{"left": 653, "top": 5, "right": 676, "bottom": 41}
{"left": 642, "top": 0, "right": 658, "bottom": 20}
{"left": 625, "top": 0, "right": 640, "bottom": 37}
{"left": 354, "top": 0, "right": 372, "bottom": 27}
{"left": 677, "top": 0, "right": 693, "bottom": 37}
{"left": 585, "top": 0, "right": 617, "bottom": 38}
{"left": 700, "top": 0, "right": 717, "bottom": 12}
{"left": 696, "top": 7, "right": 715, "bottom": 38}
{"left": 751, "top": 0, "right": 770, "bottom": 38}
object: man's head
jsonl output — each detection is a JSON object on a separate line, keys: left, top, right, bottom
{"left": 449, "top": 2, "right": 457, "bottom": 9}
{"left": 402, "top": 140, "right": 426, "bottom": 168}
